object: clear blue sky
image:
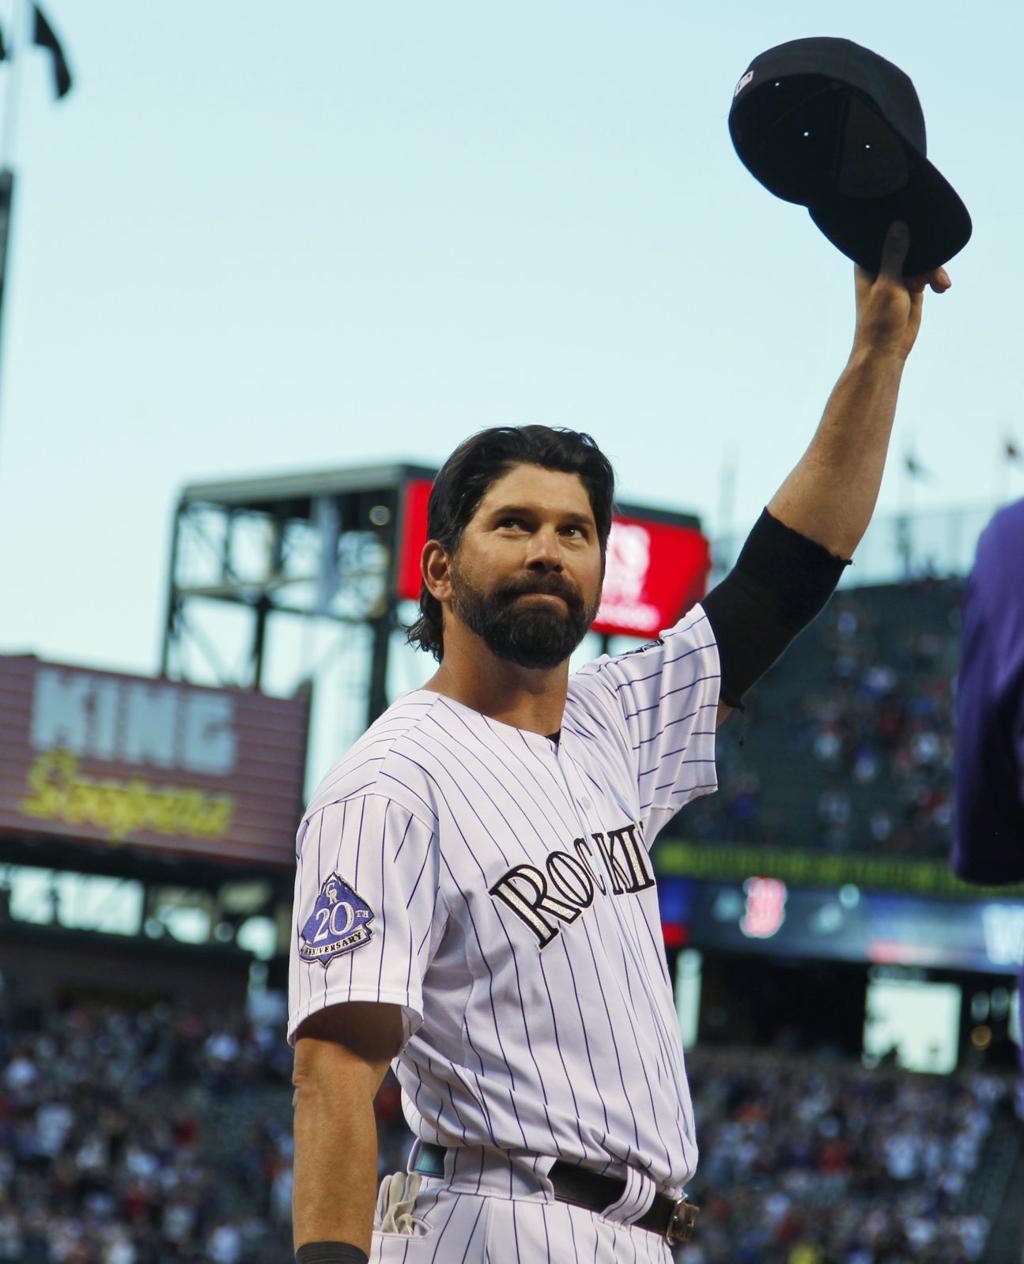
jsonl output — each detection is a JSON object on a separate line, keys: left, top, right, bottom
{"left": 1, "top": 0, "right": 1020, "bottom": 683}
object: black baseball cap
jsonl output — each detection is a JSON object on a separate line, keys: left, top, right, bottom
{"left": 729, "top": 37, "right": 971, "bottom": 275}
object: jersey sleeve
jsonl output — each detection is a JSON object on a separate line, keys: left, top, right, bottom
{"left": 953, "top": 509, "right": 1024, "bottom": 883}
{"left": 287, "top": 794, "right": 445, "bottom": 1047}
{"left": 581, "top": 602, "right": 721, "bottom": 842}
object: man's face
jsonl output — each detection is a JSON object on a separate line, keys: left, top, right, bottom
{"left": 446, "top": 464, "right": 604, "bottom": 669}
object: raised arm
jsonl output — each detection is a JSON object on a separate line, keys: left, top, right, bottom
{"left": 704, "top": 223, "right": 951, "bottom": 723}
{"left": 767, "top": 221, "right": 951, "bottom": 558}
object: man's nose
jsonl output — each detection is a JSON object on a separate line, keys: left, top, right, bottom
{"left": 524, "top": 527, "right": 562, "bottom": 569}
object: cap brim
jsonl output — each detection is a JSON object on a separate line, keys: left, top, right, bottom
{"left": 809, "top": 148, "right": 971, "bottom": 274}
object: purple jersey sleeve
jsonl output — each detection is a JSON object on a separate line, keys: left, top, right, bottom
{"left": 952, "top": 499, "right": 1024, "bottom": 884}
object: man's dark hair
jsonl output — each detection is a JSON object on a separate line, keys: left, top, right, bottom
{"left": 406, "top": 425, "right": 615, "bottom": 660}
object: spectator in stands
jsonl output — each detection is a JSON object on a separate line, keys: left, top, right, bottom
{"left": 953, "top": 498, "right": 1024, "bottom": 1092}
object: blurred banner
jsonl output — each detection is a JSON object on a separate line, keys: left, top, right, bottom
{"left": 659, "top": 874, "right": 1024, "bottom": 975}
{"left": 0, "top": 656, "right": 309, "bottom": 868}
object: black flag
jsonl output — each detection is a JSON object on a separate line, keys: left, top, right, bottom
{"left": 903, "top": 451, "right": 929, "bottom": 480}
{"left": 32, "top": 4, "right": 72, "bottom": 99}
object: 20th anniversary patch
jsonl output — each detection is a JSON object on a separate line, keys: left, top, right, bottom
{"left": 298, "top": 872, "right": 374, "bottom": 966}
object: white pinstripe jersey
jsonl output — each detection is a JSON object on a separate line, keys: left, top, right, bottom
{"left": 288, "top": 604, "right": 719, "bottom": 1196}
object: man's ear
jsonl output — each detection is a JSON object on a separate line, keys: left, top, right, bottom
{"left": 422, "top": 540, "right": 452, "bottom": 602}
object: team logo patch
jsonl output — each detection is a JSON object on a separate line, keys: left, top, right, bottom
{"left": 298, "top": 873, "right": 374, "bottom": 966}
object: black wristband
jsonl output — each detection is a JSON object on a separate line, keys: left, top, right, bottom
{"left": 703, "top": 507, "right": 848, "bottom": 707}
{"left": 295, "top": 1244, "right": 369, "bottom": 1264}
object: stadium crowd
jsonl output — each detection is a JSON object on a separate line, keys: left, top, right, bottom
{"left": 0, "top": 999, "right": 1012, "bottom": 1262}
{"left": 681, "top": 582, "right": 961, "bottom": 858}
{"left": 679, "top": 1048, "right": 1006, "bottom": 1264}
{"left": 0, "top": 1001, "right": 297, "bottom": 1262}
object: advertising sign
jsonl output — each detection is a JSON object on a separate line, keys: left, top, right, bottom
{"left": 396, "top": 477, "right": 710, "bottom": 640}
{"left": 653, "top": 839, "right": 1024, "bottom": 899}
{"left": 0, "top": 656, "right": 310, "bottom": 869}
{"left": 659, "top": 875, "right": 1024, "bottom": 976}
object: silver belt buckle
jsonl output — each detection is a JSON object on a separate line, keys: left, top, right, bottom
{"left": 666, "top": 1198, "right": 699, "bottom": 1245}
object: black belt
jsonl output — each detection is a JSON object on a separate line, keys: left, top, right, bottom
{"left": 411, "top": 1143, "right": 699, "bottom": 1245}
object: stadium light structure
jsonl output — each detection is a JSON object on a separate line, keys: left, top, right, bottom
{"left": 161, "top": 463, "right": 710, "bottom": 736}
{"left": 161, "top": 463, "right": 436, "bottom": 726}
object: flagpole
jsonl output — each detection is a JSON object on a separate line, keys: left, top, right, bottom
{"left": 900, "top": 432, "right": 915, "bottom": 578}
{"left": 1, "top": 0, "right": 23, "bottom": 169}
{"left": 1005, "top": 431, "right": 1024, "bottom": 506}
{"left": 715, "top": 444, "right": 737, "bottom": 581}
{"left": 995, "top": 427, "right": 1008, "bottom": 511}
{"left": 0, "top": 0, "right": 21, "bottom": 457}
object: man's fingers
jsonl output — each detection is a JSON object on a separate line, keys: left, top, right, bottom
{"left": 904, "top": 267, "right": 952, "bottom": 295}
{"left": 877, "top": 221, "right": 951, "bottom": 294}
{"left": 930, "top": 267, "right": 952, "bottom": 293}
{"left": 877, "top": 220, "right": 910, "bottom": 281}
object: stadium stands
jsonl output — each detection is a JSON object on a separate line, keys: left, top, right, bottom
{"left": 0, "top": 1002, "right": 292, "bottom": 1262}
{"left": 679, "top": 1047, "right": 1010, "bottom": 1264}
{"left": 0, "top": 1000, "right": 1015, "bottom": 1262}
{"left": 679, "top": 580, "right": 962, "bottom": 858}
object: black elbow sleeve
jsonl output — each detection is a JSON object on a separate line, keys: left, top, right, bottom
{"left": 702, "top": 508, "right": 849, "bottom": 708}
{"left": 295, "top": 1244, "right": 369, "bottom": 1264}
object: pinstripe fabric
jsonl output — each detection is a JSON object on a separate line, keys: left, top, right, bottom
{"left": 369, "top": 1184, "right": 674, "bottom": 1263}
{"left": 288, "top": 604, "right": 719, "bottom": 1199}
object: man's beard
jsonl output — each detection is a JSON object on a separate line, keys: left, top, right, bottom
{"left": 449, "top": 563, "right": 598, "bottom": 670}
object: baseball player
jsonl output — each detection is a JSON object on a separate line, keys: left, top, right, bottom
{"left": 953, "top": 498, "right": 1024, "bottom": 1080}
{"left": 288, "top": 223, "right": 950, "bottom": 1264}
